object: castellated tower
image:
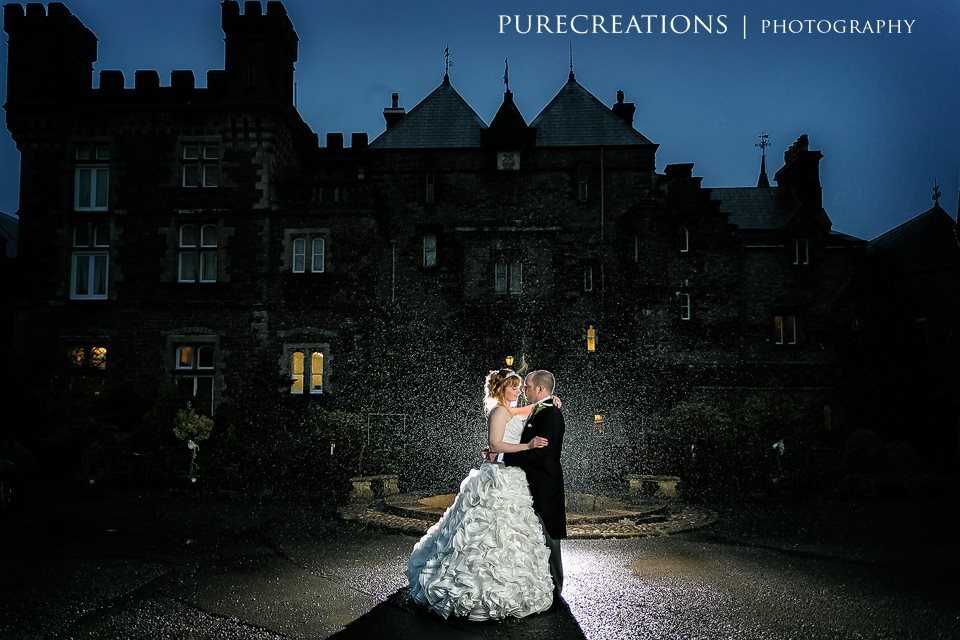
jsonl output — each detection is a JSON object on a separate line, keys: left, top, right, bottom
{"left": 222, "top": 1, "right": 299, "bottom": 104}
{"left": 3, "top": 2, "right": 97, "bottom": 104}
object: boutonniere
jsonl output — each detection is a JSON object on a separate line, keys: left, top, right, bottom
{"left": 533, "top": 404, "right": 545, "bottom": 416}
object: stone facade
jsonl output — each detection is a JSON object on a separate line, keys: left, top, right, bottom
{"left": 4, "top": 1, "right": 956, "bottom": 491}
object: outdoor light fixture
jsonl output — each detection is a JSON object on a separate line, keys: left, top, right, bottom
{"left": 505, "top": 355, "right": 514, "bottom": 367}
{"left": 587, "top": 325, "right": 596, "bottom": 352}
{"left": 594, "top": 413, "right": 605, "bottom": 435}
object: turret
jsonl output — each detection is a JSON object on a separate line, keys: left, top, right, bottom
{"left": 3, "top": 2, "right": 97, "bottom": 105}
{"left": 221, "top": 1, "right": 298, "bottom": 104}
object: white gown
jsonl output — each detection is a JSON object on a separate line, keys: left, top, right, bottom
{"left": 405, "top": 415, "right": 554, "bottom": 620}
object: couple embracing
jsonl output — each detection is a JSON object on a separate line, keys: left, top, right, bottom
{"left": 405, "top": 368, "right": 566, "bottom": 620}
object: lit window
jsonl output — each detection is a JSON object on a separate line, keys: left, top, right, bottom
{"left": 587, "top": 325, "right": 597, "bottom": 352}
{"left": 181, "top": 142, "right": 220, "bottom": 188}
{"left": 678, "top": 293, "right": 691, "bottom": 320}
{"left": 423, "top": 234, "right": 437, "bottom": 268}
{"left": 584, "top": 267, "right": 593, "bottom": 292}
{"left": 594, "top": 414, "right": 605, "bottom": 435}
{"left": 774, "top": 315, "right": 798, "bottom": 345}
{"left": 71, "top": 222, "right": 110, "bottom": 300}
{"left": 792, "top": 239, "right": 809, "bottom": 265}
{"left": 179, "top": 224, "right": 218, "bottom": 283}
{"left": 67, "top": 345, "right": 108, "bottom": 370}
{"left": 289, "top": 348, "right": 325, "bottom": 395}
{"left": 174, "top": 343, "right": 215, "bottom": 415}
{"left": 680, "top": 227, "right": 690, "bottom": 253}
{"left": 495, "top": 261, "right": 522, "bottom": 295}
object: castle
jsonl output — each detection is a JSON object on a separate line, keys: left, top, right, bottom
{"left": 4, "top": 1, "right": 957, "bottom": 491}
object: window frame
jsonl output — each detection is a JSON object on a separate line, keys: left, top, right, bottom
{"left": 423, "top": 234, "right": 437, "bottom": 268}
{"left": 792, "top": 238, "right": 810, "bottom": 266}
{"left": 74, "top": 143, "right": 111, "bottom": 212}
{"left": 178, "top": 223, "right": 218, "bottom": 284}
{"left": 774, "top": 314, "right": 798, "bottom": 345}
{"left": 678, "top": 292, "right": 692, "bottom": 320}
{"left": 180, "top": 141, "right": 221, "bottom": 189}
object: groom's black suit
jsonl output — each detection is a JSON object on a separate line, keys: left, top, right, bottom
{"left": 502, "top": 400, "right": 566, "bottom": 539}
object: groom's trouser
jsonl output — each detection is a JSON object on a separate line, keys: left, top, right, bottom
{"left": 537, "top": 514, "right": 563, "bottom": 595}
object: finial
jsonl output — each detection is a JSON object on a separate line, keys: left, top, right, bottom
{"left": 568, "top": 43, "right": 575, "bottom": 81}
{"left": 503, "top": 58, "right": 509, "bottom": 92}
{"left": 932, "top": 179, "right": 942, "bottom": 207}
{"left": 756, "top": 132, "right": 771, "bottom": 188}
{"left": 444, "top": 46, "right": 453, "bottom": 83}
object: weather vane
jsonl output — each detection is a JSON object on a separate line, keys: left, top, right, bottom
{"left": 755, "top": 132, "right": 770, "bottom": 159}
{"left": 568, "top": 43, "right": 574, "bottom": 80}
{"left": 932, "top": 178, "right": 941, "bottom": 206}
{"left": 444, "top": 46, "right": 453, "bottom": 78}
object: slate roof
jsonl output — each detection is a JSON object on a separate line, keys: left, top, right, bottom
{"left": 370, "top": 76, "right": 487, "bottom": 149}
{"left": 0, "top": 211, "right": 17, "bottom": 258}
{"left": 868, "top": 205, "right": 960, "bottom": 272}
{"left": 530, "top": 77, "right": 654, "bottom": 147}
{"left": 708, "top": 187, "right": 798, "bottom": 230}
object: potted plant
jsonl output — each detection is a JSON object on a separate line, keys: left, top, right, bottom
{"left": 172, "top": 403, "right": 214, "bottom": 485}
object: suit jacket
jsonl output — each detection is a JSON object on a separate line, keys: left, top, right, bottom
{"left": 502, "top": 401, "right": 566, "bottom": 539}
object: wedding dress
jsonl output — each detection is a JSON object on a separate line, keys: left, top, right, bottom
{"left": 405, "top": 414, "right": 554, "bottom": 620}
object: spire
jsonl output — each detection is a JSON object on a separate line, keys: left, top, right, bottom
{"left": 756, "top": 132, "right": 771, "bottom": 188}
{"left": 443, "top": 46, "right": 452, "bottom": 84}
{"left": 568, "top": 43, "right": 575, "bottom": 82}
{"left": 503, "top": 58, "right": 510, "bottom": 94}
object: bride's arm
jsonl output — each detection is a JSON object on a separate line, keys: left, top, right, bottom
{"left": 488, "top": 408, "right": 547, "bottom": 453}
{"left": 503, "top": 395, "right": 563, "bottom": 416}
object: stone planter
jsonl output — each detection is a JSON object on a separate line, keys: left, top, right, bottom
{"left": 350, "top": 474, "right": 399, "bottom": 502}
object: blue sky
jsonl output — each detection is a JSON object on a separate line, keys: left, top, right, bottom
{"left": 1, "top": 0, "right": 958, "bottom": 240}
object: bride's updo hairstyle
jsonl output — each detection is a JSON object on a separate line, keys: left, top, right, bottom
{"left": 484, "top": 368, "right": 521, "bottom": 414}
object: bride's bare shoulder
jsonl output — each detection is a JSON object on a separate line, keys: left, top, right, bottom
{"left": 487, "top": 406, "right": 510, "bottom": 422}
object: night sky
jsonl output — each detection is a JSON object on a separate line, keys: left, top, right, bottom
{"left": 0, "top": 0, "right": 957, "bottom": 240}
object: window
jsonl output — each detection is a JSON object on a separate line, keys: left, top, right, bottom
{"left": 181, "top": 142, "right": 220, "bottom": 188}
{"left": 680, "top": 227, "right": 690, "bottom": 253}
{"left": 678, "top": 292, "right": 691, "bottom": 320}
{"left": 593, "top": 414, "right": 605, "bottom": 436}
{"left": 774, "top": 315, "right": 797, "bottom": 345}
{"left": 174, "top": 343, "right": 215, "bottom": 414}
{"left": 425, "top": 173, "right": 435, "bottom": 204}
{"left": 587, "top": 325, "right": 597, "bottom": 352}
{"left": 290, "top": 349, "right": 324, "bottom": 394}
{"left": 423, "top": 234, "right": 437, "bottom": 268}
{"left": 792, "top": 239, "right": 809, "bottom": 265}
{"left": 291, "top": 236, "right": 325, "bottom": 273}
{"left": 74, "top": 143, "right": 110, "bottom": 211}
{"left": 634, "top": 235, "right": 639, "bottom": 263}
{"left": 584, "top": 266, "right": 594, "bottom": 292}
{"left": 179, "top": 224, "right": 218, "bottom": 283}
{"left": 67, "top": 345, "right": 108, "bottom": 371}
{"left": 71, "top": 222, "right": 110, "bottom": 300}
{"left": 495, "top": 261, "right": 522, "bottom": 294}
{"left": 578, "top": 166, "right": 588, "bottom": 202}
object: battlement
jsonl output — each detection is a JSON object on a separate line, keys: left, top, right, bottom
{"left": 4, "top": 2, "right": 98, "bottom": 103}
{"left": 221, "top": 0, "right": 297, "bottom": 58}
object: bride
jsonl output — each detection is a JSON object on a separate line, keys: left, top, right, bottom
{"left": 405, "top": 368, "right": 555, "bottom": 620}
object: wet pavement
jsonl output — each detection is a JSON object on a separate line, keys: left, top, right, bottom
{"left": 1, "top": 485, "right": 958, "bottom": 639}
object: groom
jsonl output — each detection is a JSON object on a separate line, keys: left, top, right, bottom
{"left": 502, "top": 369, "right": 566, "bottom": 601}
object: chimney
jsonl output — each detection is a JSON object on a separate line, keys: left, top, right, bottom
{"left": 383, "top": 92, "right": 406, "bottom": 130}
{"left": 774, "top": 134, "right": 824, "bottom": 210}
{"left": 611, "top": 89, "right": 636, "bottom": 127}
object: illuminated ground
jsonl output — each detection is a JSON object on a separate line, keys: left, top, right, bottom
{"left": 1, "top": 487, "right": 957, "bottom": 639}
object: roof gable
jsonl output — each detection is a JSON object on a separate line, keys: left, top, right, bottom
{"left": 370, "top": 78, "right": 487, "bottom": 149}
{"left": 530, "top": 78, "right": 653, "bottom": 147}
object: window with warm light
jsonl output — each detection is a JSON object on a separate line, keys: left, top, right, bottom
{"left": 594, "top": 414, "right": 605, "bottom": 435}
{"left": 288, "top": 346, "right": 326, "bottom": 395}
{"left": 67, "top": 345, "right": 108, "bottom": 371}
{"left": 587, "top": 325, "right": 597, "bottom": 352}
{"left": 174, "top": 342, "right": 215, "bottom": 415}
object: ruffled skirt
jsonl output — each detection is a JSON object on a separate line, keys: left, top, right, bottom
{"left": 405, "top": 462, "right": 554, "bottom": 620}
